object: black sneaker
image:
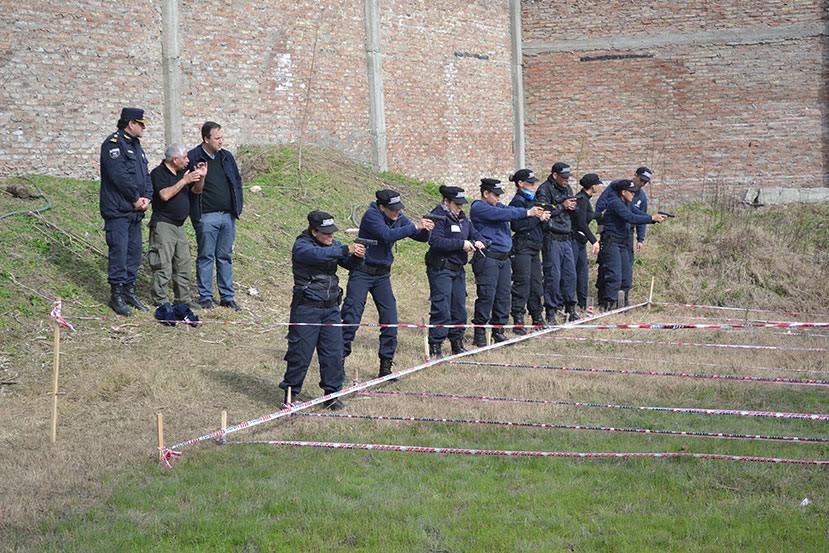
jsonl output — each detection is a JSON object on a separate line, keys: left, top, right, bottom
{"left": 199, "top": 299, "right": 215, "bottom": 310}
{"left": 220, "top": 299, "right": 241, "bottom": 311}
{"left": 324, "top": 397, "right": 346, "bottom": 411}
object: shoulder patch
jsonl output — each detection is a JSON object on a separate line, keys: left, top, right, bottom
{"left": 109, "top": 148, "right": 120, "bottom": 159}
{"left": 110, "top": 137, "right": 118, "bottom": 143}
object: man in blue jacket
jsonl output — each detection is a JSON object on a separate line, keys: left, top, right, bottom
{"left": 597, "top": 180, "right": 665, "bottom": 310}
{"left": 341, "top": 190, "right": 434, "bottom": 379}
{"left": 470, "top": 178, "right": 546, "bottom": 346}
{"left": 187, "top": 121, "right": 244, "bottom": 311}
{"left": 99, "top": 107, "right": 153, "bottom": 316}
{"left": 279, "top": 211, "right": 365, "bottom": 409}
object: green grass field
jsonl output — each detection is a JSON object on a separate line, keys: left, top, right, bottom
{"left": 1, "top": 146, "right": 827, "bottom": 552}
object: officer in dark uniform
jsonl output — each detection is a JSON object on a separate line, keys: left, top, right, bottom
{"left": 99, "top": 107, "right": 153, "bottom": 316}
{"left": 597, "top": 180, "right": 665, "bottom": 310}
{"left": 570, "top": 173, "right": 603, "bottom": 310}
{"left": 425, "top": 186, "right": 484, "bottom": 357}
{"left": 279, "top": 211, "right": 365, "bottom": 409}
{"left": 341, "top": 190, "right": 433, "bottom": 379}
{"left": 536, "top": 162, "right": 579, "bottom": 323}
{"left": 508, "top": 169, "right": 550, "bottom": 334}
{"left": 470, "top": 178, "right": 546, "bottom": 345}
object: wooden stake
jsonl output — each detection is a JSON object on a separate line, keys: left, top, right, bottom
{"left": 156, "top": 413, "right": 164, "bottom": 460}
{"left": 220, "top": 409, "right": 227, "bottom": 445}
{"left": 423, "top": 317, "right": 429, "bottom": 360}
{"left": 50, "top": 316, "right": 61, "bottom": 444}
{"left": 648, "top": 277, "right": 655, "bottom": 311}
{"left": 287, "top": 386, "right": 292, "bottom": 405}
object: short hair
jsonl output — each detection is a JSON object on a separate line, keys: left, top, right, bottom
{"left": 201, "top": 121, "right": 222, "bottom": 141}
{"left": 116, "top": 119, "right": 129, "bottom": 130}
{"left": 164, "top": 144, "right": 187, "bottom": 161}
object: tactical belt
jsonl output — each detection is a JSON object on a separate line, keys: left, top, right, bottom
{"left": 294, "top": 296, "right": 340, "bottom": 309}
{"left": 547, "top": 232, "right": 572, "bottom": 241}
{"left": 426, "top": 257, "right": 464, "bottom": 273}
{"left": 356, "top": 263, "right": 391, "bottom": 276}
{"left": 485, "top": 251, "right": 510, "bottom": 261}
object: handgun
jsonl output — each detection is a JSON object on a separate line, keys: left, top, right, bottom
{"left": 657, "top": 211, "right": 676, "bottom": 218}
{"left": 423, "top": 213, "right": 448, "bottom": 222}
{"left": 533, "top": 202, "right": 557, "bottom": 211}
{"left": 354, "top": 237, "right": 379, "bottom": 247}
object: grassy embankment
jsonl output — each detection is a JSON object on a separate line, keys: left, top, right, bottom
{"left": 0, "top": 145, "right": 827, "bottom": 552}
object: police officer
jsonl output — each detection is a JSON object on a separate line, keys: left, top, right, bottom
{"left": 99, "top": 107, "right": 153, "bottom": 316}
{"left": 470, "top": 178, "right": 546, "bottom": 345}
{"left": 536, "top": 162, "right": 579, "bottom": 323}
{"left": 341, "top": 190, "right": 434, "bottom": 379}
{"left": 279, "top": 211, "right": 366, "bottom": 410}
{"left": 508, "top": 169, "right": 550, "bottom": 334}
{"left": 594, "top": 166, "right": 652, "bottom": 306}
{"left": 425, "top": 186, "right": 484, "bottom": 357}
{"left": 597, "top": 180, "right": 666, "bottom": 310}
{"left": 570, "top": 173, "right": 603, "bottom": 310}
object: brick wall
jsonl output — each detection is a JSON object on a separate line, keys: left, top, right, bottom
{"left": 0, "top": 0, "right": 514, "bottom": 193}
{"left": 522, "top": 0, "right": 829, "bottom": 204}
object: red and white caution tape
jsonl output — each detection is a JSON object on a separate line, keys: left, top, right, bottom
{"left": 451, "top": 361, "right": 829, "bottom": 387}
{"left": 653, "top": 302, "right": 829, "bottom": 318}
{"left": 163, "top": 304, "right": 646, "bottom": 456}
{"left": 358, "top": 390, "right": 829, "bottom": 421}
{"left": 546, "top": 336, "right": 827, "bottom": 352}
{"left": 295, "top": 412, "right": 829, "bottom": 444}
{"left": 158, "top": 447, "right": 182, "bottom": 469}
{"left": 49, "top": 300, "right": 75, "bottom": 331}
{"left": 240, "top": 440, "right": 829, "bottom": 465}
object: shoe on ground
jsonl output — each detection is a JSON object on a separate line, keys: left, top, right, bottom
{"left": 450, "top": 339, "right": 466, "bottom": 355}
{"left": 220, "top": 299, "right": 241, "bottom": 311}
{"left": 472, "top": 328, "right": 487, "bottom": 347}
{"left": 199, "top": 298, "right": 215, "bottom": 310}
{"left": 283, "top": 390, "right": 313, "bottom": 406}
{"left": 379, "top": 357, "right": 398, "bottom": 382}
{"left": 492, "top": 330, "right": 508, "bottom": 343}
{"left": 324, "top": 397, "right": 346, "bottom": 411}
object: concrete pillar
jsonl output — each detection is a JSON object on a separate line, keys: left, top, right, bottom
{"left": 364, "top": 0, "right": 388, "bottom": 172}
{"left": 509, "top": 0, "right": 525, "bottom": 169}
{"left": 161, "top": 0, "right": 182, "bottom": 146}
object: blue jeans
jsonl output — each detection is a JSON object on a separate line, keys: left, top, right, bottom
{"left": 194, "top": 211, "right": 236, "bottom": 302}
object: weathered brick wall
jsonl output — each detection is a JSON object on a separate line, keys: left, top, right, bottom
{"left": 0, "top": 1, "right": 514, "bottom": 193}
{"left": 522, "top": 0, "right": 828, "bottom": 204}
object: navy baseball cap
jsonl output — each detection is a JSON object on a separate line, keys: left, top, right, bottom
{"left": 439, "top": 185, "right": 468, "bottom": 204}
{"left": 376, "top": 189, "right": 405, "bottom": 211}
{"left": 510, "top": 169, "right": 539, "bottom": 184}
{"left": 579, "top": 173, "right": 603, "bottom": 189}
{"left": 120, "top": 107, "right": 149, "bottom": 125}
{"left": 551, "top": 162, "right": 572, "bottom": 177}
{"left": 308, "top": 210, "right": 338, "bottom": 233}
{"left": 480, "top": 178, "right": 506, "bottom": 195}
{"left": 611, "top": 179, "right": 637, "bottom": 193}
{"left": 635, "top": 166, "right": 653, "bottom": 182}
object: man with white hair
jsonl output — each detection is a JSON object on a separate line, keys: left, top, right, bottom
{"left": 148, "top": 145, "right": 206, "bottom": 307}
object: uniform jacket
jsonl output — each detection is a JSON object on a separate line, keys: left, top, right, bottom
{"left": 571, "top": 190, "right": 598, "bottom": 245}
{"left": 509, "top": 189, "right": 545, "bottom": 254}
{"left": 631, "top": 188, "right": 649, "bottom": 243}
{"left": 536, "top": 178, "right": 573, "bottom": 235}
{"left": 425, "top": 204, "right": 481, "bottom": 267}
{"left": 357, "top": 201, "right": 429, "bottom": 267}
{"left": 99, "top": 130, "right": 152, "bottom": 219}
{"left": 601, "top": 191, "right": 654, "bottom": 241}
{"left": 469, "top": 199, "right": 528, "bottom": 254}
{"left": 291, "top": 231, "right": 363, "bottom": 304}
{"left": 187, "top": 144, "right": 244, "bottom": 223}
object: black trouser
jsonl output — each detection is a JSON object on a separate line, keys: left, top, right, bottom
{"left": 471, "top": 254, "right": 511, "bottom": 326}
{"left": 279, "top": 302, "right": 345, "bottom": 394}
{"left": 571, "top": 239, "right": 589, "bottom": 309}
{"left": 510, "top": 250, "right": 543, "bottom": 321}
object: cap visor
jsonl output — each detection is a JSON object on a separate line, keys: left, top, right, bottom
{"left": 387, "top": 202, "right": 404, "bottom": 211}
{"left": 526, "top": 176, "right": 539, "bottom": 183}
{"left": 453, "top": 197, "right": 468, "bottom": 204}
{"left": 317, "top": 224, "right": 338, "bottom": 233}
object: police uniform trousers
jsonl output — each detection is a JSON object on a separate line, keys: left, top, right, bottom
{"left": 542, "top": 234, "right": 576, "bottom": 310}
{"left": 471, "top": 254, "right": 511, "bottom": 326}
{"left": 598, "top": 234, "right": 632, "bottom": 305}
{"left": 341, "top": 268, "right": 398, "bottom": 360}
{"left": 510, "top": 250, "right": 543, "bottom": 321}
{"left": 105, "top": 214, "right": 144, "bottom": 285}
{"left": 426, "top": 266, "right": 467, "bottom": 345}
{"left": 570, "top": 239, "right": 589, "bottom": 310}
{"left": 147, "top": 221, "right": 193, "bottom": 305}
{"left": 279, "top": 303, "right": 345, "bottom": 394}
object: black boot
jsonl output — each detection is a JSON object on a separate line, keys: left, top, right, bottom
{"left": 429, "top": 342, "right": 443, "bottom": 359}
{"left": 491, "top": 329, "right": 508, "bottom": 343}
{"left": 450, "top": 338, "right": 466, "bottom": 355}
{"left": 473, "top": 327, "right": 487, "bottom": 347}
{"left": 530, "top": 313, "right": 546, "bottom": 330}
{"left": 379, "top": 357, "right": 398, "bottom": 382}
{"left": 565, "top": 303, "right": 580, "bottom": 322}
{"left": 545, "top": 310, "right": 557, "bottom": 326}
{"left": 512, "top": 314, "right": 527, "bottom": 336}
{"left": 124, "top": 282, "right": 148, "bottom": 311}
{"left": 623, "top": 290, "right": 630, "bottom": 308}
{"left": 108, "top": 284, "right": 132, "bottom": 316}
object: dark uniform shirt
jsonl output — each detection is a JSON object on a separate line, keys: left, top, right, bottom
{"left": 357, "top": 202, "right": 429, "bottom": 267}
{"left": 602, "top": 192, "right": 654, "bottom": 240}
{"left": 571, "top": 190, "right": 597, "bottom": 245}
{"left": 509, "top": 189, "right": 544, "bottom": 254}
{"left": 291, "top": 231, "right": 363, "bottom": 304}
{"left": 469, "top": 199, "right": 528, "bottom": 254}
{"left": 150, "top": 163, "right": 191, "bottom": 226}
{"left": 425, "top": 204, "right": 482, "bottom": 268}
{"left": 99, "top": 130, "right": 152, "bottom": 219}
{"left": 536, "top": 178, "right": 573, "bottom": 235}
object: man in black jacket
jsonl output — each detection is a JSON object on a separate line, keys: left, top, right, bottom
{"left": 570, "top": 173, "right": 603, "bottom": 311}
{"left": 536, "top": 162, "right": 578, "bottom": 323}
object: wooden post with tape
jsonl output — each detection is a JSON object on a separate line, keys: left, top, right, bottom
{"left": 156, "top": 413, "right": 165, "bottom": 462}
{"left": 50, "top": 304, "right": 61, "bottom": 444}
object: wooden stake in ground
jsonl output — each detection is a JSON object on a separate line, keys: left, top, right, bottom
{"left": 648, "top": 277, "right": 655, "bottom": 311}
{"left": 50, "top": 313, "right": 61, "bottom": 444}
{"left": 156, "top": 413, "right": 164, "bottom": 462}
{"left": 219, "top": 410, "right": 227, "bottom": 445}
{"left": 287, "top": 386, "right": 292, "bottom": 405}
{"left": 423, "top": 317, "right": 429, "bottom": 360}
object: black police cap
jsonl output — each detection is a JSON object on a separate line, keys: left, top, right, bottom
{"left": 308, "top": 210, "right": 338, "bottom": 233}
{"left": 611, "top": 179, "right": 636, "bottom": 193}
{"left": 551, "top": 162, "right": 572, "bottom": 176}
{"left": 438, "top": 185, "right": 468, "bottom": 204}
{"left": 510, "top": 169, "right": 539, "bottom": 184}
{"left": 119, "top": 107, "right": 149, "bottom": 124}
{"left": 375, "top": 189, "right": 405, "bottom": 210}
{"left": 635, "top": 166, "right": 653, "bottom": 182}
{"left": 579, "top": 173, "right": 603, "bottom": 189}
{"left": 480, "top": 178, "right": 506, "bottom": 195}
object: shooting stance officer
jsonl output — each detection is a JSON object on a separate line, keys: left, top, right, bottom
{"left": 424, "top": 186, "right": 484, "bottom": 357}
{"left": 536, "top": 162, "right": 579, "bottom": 323}
{"left": 597, "top": 180, "right": 665, "bottom": 310}
{"left": 571, "top": 173, "right": 603, "bottom": 310}
{"left": 99, "top": 107, "right": 153, "bottom": 316}
{"left": 279, "top": 211, "right": 366, "bottom": 410}
{"left": 508, "top": 169, "right": 549, "bottom": 334}
{"left": 341, "top": 190, "right": 433, "bottom": 379}
{"left": 470, "top": 178, "right": 546, "bottom": 345}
